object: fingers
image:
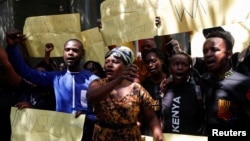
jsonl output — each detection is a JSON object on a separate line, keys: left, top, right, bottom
{"left": 160, "top": 78, "right": 167, "bottom": 93}
{"left": 168, "top": 39, "right": 179, "bottom": 48}
{"left": 45, "top": 43, "right": 54, "bottom": 52}
{"left": 6, "top": 29, "right": 24, "bottom": 40}
{"left": 160, "top": 77, "right": 173, "bottom": 95}
{"left": 0, "top": 46, "right": 8, "bottom": 63}
{"left": 75, "top": 111, "right": 83, "bottom": 118}
{"left": 128, "top": 64, "right": 138, "bottom": 73}
{"left": 15, "top": 102, "right": 32, "bottom": 109}
{"left": 6, "top": 29, "right": 25, "bottom": 46}
{"left": 45, "top": 43, "right": 54, "bottom": 48}
{"left": 156, "top": 136, "right": 163, "bottom": 141}
{"left": 170, "top": 39, "right": 181, "bottom": 52}
{"left": 97, "top": 18, "right": 102, "bottom": 30}
{"left": 155, "top": 16, "right": 161, "bottom": 27}
{"left": 122, "top": 64, "right": 139, "bottom": 82}
{"left": 6, "top": 29, "right": 21, "bottom": 37}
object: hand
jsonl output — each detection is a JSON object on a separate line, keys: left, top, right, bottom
{"left": 6, "top": 29, "right": 25, "bottom": 47}
{"left": 15, "top": 102, "right": 33, "bottom": 109}
{"left": 136, "top": 54, "right": 142, "bottom": 61}
{"left": 155, "top": 135, "right": 163, "bottom": 141}
{"left": 0, "top": 46, "right": 8, "bottom": 64}
{"left": 159, "top": 77, "right": 173, "bottom": 97}
{"left": 155, "top": 16, "right": 161, "bottom": 27}
{"left": 45, "top": 43, "right": 54, "bottom": 53}
{"left": 97, "top": 18, "right": 102, "bottom": 31}
{"left": 153, "top": 127, "right": 163, "bottom": 141}
{"left": 170, "top": 39, "right": 181, "bottom": 51}
{"left": 121, "top": 64, "right": 139, "bottom": 82}
{"left": 75, "top": 111, "right": 83, "bottom": 118}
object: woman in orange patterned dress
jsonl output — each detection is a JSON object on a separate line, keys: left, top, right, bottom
{"left": 87, "top": 46, "right": 163, "bottom": 141}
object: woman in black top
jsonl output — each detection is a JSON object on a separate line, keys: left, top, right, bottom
{"left": 161, "top": 52, "right": 206, "bottom": 135}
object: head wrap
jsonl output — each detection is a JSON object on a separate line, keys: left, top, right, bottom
{"left": 105, "top": 46, "right": 135, "bottom": 65}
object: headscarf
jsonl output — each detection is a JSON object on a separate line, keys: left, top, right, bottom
{"left": 105, "top": 46, "right": 135, "bottom": 65}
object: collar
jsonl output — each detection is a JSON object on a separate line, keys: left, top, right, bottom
{"left": 218, "top": 68, "right": 233, "bottom": 80}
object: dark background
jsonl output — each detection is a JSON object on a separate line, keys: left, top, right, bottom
{"left": 0, "top": 0, "right": 102, "bottom": 66}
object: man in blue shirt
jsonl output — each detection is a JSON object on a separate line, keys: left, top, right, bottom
{"left": 5, "top": 29, "right": 99, "bottom": 141}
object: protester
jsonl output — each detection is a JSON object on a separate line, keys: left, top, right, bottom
{"left": 232, "top": 44, "right": 250, "bottom": 77}
{"left": 129, "top": 17, "right": 162, "bottom": 83}
{"left": 140, "top": 47, "right": 169, "bottom": 135}
{"left": 201, "top": 30, "right": 250, "bottom": 134}
{"left": 83, "top": 60, "right": 106, "bottom": 78}
{"left": 161, "top": 52, "right": 206, "bottom": 135}
{"left": 86, "top": 46, "right": 163, "bottom": 141}
{"left": 0, "top": 45, "right": 22, "bottom": 141}
{"left": 0, "top": 46, "right": 21, "bottom": 87}
{"left": 14, "top": 43, "right": 57, "bottom": 110}
{"left": 35, "top": 43, "right": 57, "bottom": 71}
{"left": 5, "top": 29, "right": 99, "bottom": 141}
{"left": 161, "top": 35, "right": 182, "bottom": 58}
{"left": 134, "top": 38, "right": 157, "bottom": 82}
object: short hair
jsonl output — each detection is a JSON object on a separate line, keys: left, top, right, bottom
{"left": 205, "top": 30, "right": 234, "bottom": 51}
{"left": 202, "top": 26, "right": 225, "bottom": 38}
{"left": 141, "top": 48, "right": 169, "bottom": 74}
{"left": 35, "top": 59, "right": 57, "bottom": 71}
{"left": 169, "top": 51, "right": 193, "bottom": 69}
{"left": 142, "top": 48, "right": 165, "bottom": 63}
{"left": 141, "top": 39, "right": 157, "bottom": 48}
{"left": 64, "top": 39, "right": 84, "bottom": 51}
{"left": 83, "top": 60, "right": 106, "bottom": 78}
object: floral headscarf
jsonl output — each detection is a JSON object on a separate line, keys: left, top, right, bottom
{"left": 105, "top": 46, "right": 135, "bottom": 65}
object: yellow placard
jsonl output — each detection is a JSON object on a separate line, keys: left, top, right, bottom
{"left": 100, "top": 0, "right": 158, "bottom": 45}
{"left": 24, "top": 32, "right": 82, "bottom": 57}
{"left": 22, "top": 0, "right": 250, "bottom": 57}
{"left": 141, "top": 133, "right": 208, "bottom": 141}
{"left": 157, "top": 0, "right": 250, "bottom": 35}
{"left": 81, "top": 28, "right": 110, "bottom": 67}
{"left": 23, "top": 13, "right": 82, "bottom": 57}
{"left": 10, "top": 107, "right": 85, "bottom": 141}
{"left": 23, "top": 13, "right": 80, "bottom": 34}
{"left": 162, "top": 133, "right": 207, "bottom": 141}
{"left": 101, "top": 0, "right": 250, "bottom": 45}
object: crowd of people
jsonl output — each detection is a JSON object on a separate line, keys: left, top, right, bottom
{"left": 1, "top": 26, "right": 250, "bottom": 141}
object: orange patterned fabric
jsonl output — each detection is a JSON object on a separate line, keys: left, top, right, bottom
{"left": 133, "top": 59, "right": 150, "bottom": 83}
{"left": 92, "top": 78, "right": 154, "bottom": 141}
{"left": 217, "top": 99, "right": 232, "bottom": 121}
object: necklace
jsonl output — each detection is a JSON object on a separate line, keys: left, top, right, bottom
{"left": 218, "top": 68, "right": 233, "bottom": 80}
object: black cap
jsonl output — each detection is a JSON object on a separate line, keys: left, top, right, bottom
{"left": 202, "top": 26, "right": 225, "bottom": 38}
